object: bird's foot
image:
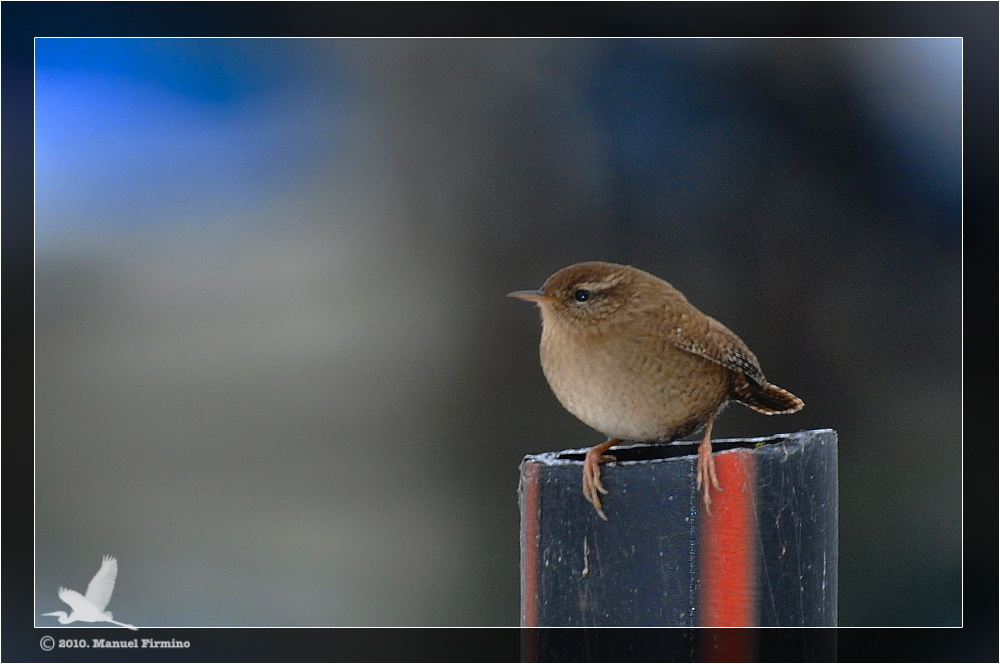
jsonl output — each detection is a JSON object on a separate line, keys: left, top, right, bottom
{"left": 696, "top": 435, "right": 722, "bottom": 515}
{"left": 582, "top": 438, "right": 620, "bottom": 521}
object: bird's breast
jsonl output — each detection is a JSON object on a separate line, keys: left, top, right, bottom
{"left": 538, "top": 318, "right": 730, "bottom": 441}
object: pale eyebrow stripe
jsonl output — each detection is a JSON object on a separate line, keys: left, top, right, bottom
{"left": 577, "top": 274, "right": 625, "bottom": 291}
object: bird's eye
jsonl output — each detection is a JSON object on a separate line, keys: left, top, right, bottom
{"left": 573, "top": 289, "right": 591, "bottom": 302}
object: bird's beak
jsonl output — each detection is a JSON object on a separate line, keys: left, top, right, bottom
{"left": 507, "top": 289, "right": 552, "bottom": 303}
{"left": 41, "top": 612, "right": 58, "bottom": 616}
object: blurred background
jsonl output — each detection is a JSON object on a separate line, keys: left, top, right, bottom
{"left": 35, "top": 38, "right": 960, "bottom": 626}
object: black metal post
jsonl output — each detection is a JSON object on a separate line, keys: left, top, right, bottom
{"left": 519, "top": 429, "right": 838, "bottom": 631}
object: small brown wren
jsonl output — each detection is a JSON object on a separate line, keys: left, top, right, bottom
{"left": 509, "top": 261, "right": 803, "bottom": 519}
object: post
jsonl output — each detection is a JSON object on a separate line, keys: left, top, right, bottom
{"left": 519, "top": 429, "right": 837, "bottom": 630}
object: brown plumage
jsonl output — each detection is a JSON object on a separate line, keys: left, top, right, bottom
{"left": 509, "top": 261, "right": 803, "bottom": 519}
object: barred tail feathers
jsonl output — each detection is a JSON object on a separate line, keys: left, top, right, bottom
{"left": 733, "top": 376, "right": 804, "bottom": 415}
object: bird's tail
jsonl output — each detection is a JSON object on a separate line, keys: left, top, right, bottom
{"left": 109, "top": 619, "right": 139, "bottom": 631}
{"left": 733, "top": 376, "right": 804, "bottom": 415}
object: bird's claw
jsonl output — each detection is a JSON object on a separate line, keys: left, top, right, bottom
{"left": 582, "top": 446, "right": 616, "bottom": 521}
{"left": 697, "top": 437, "right": 722, "bottom": 515}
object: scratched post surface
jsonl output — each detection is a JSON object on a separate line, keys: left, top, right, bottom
{"left": 520, "top": 440, "right": 700, "bottom": 627}
{"left": 753, "top": 430, "right": 838, "bottom": 626}
{"left": 519, "top": 429, "right": 837, "bottom": 630}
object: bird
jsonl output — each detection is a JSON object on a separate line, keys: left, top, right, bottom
{"left": 42, "top": 555, "right": 138, "bottom": 630}
{"left": 509, "top": 261, "right": 803, "bottom": 519}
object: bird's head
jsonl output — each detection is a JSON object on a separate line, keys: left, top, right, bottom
{"left": 508, "top": 261, "right": 661, "bottom": 329}
{"left": 41, "top": 611, "right": 71, "bottom": 623}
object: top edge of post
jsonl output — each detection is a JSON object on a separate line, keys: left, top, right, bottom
{"left": 520, "top": 428, "right": 837, "bottom": 467}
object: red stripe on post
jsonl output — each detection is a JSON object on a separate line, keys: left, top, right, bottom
{"left": 520, "top": 461, "right": 541, "bottom": 628}
{"left": 699, "top": 448, "right": 757, "bottom": 629}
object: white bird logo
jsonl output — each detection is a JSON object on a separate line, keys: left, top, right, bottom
{"left": 42, "top": 555, "right": 138, "bottom": 630}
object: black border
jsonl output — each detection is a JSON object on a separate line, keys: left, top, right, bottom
{"left": 5, "top": 2, "right": 996, "bottom": 662}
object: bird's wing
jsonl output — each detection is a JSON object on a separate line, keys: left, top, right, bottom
{"left": 58, "top": 587, "right": 91, "bottom": 613}
{"left": 84, "top": 555, "right": 118, "bottom": 612}
{"left": 668, "top": 314, "right": 767, "bottom": 386}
